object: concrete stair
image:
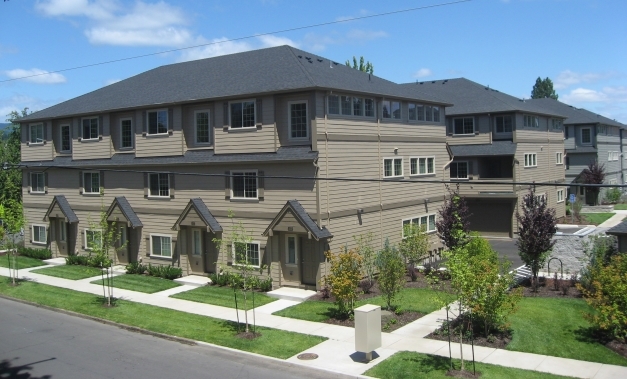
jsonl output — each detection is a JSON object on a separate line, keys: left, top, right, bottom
{"left": 173, "top": 275, "right": 212, "bottom": 287}
{"left": 43, "top": 257, "right": 67, "bottom": 266}
{"left": 266, "top": 287, "right": 316, "bottom": 302}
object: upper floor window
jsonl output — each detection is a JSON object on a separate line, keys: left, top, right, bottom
{"left": 425, "top": 105, "right": 433, "bottom": 122}
{"left": 453, "top": 117, "right": 474, "bottom": 135}
{"left": 581, "top": 127, "right": 592, "bottom": 145}
{"left": 598, "top": 125, "right": 607, "bottom": 135}
{"left": 59, "top": 124, "right": 71, "bottom": 152}
{"left": 552, "top": 119, "right": 563, "bottom": 130}
{"left": 83, "top": 172, "right": 100, "bottom": 194}
{"left": 495, "top": 116, "right": 513, "bottom": 133}
{"left": 120, "top": 118, "right": 133, "bottom": 149}
{"left": 149, "top": 173, "right": 170, "bottom": 198}
{"left": 409, "top": 103, "right": 440, "bottom": 122}
{"left": 151, "top": 234, "right": 172, "bottom": 258}
{"left": 524, "top": 153, "right": 537, "bottom": 167}
{"left": 556, "top": 152, "right": 563, "bottom": 165}
{"left": 383, "top": 157, "right": 403, "bottom": 178}
{"left": 288, "top": 101, "right": 308, "bottom": 139}
{"left": 524, "top": 115, "right": 539, "bottom": 128}
{"left": 382, "top": 100, "right": 401, "bottom": 119}
{"left": 82, "top": 117, "right": 99, "bottom": 140}
{"left": 30, "top": 172, "right": 45, "bottom": 193}
{"left": 432, "top": 106, "right": 440, "bottom": 122}
{"left": 194, "top": 110, "right": 211, "bottom": 144}
{"left": 29, "top": 123, "right": 44, "bottom": 144}
{"left": 230, "top": 100, "right": 255, "bottom": 128}
{"left": 147, "top": 110, "right": 168, "bottom": 135}
{"left": 328, "top": 95, "right": 374, "bottom": 117}
{"left": 231, "top": 171, "right": 258, "bottom": 199}
{"left": 410, "top": 157, "right": 435, "bottom": 176}
{"left": 450, "top": 161, "right": 468, "bottom": 179}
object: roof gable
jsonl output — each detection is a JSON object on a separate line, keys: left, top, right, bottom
{"left": 263, "top": 200, "right": 332, "bottom": 240}
{"left": 105, "top": 196, "right": 143, "bottom": 228}
{"left": 44, "top": 195, "right": 79, "bottom": 223}
{"left": 172, "top": 198, "right": 222, "bottom": 233}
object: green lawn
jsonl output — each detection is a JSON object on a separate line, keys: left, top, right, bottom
{"left": 0, "top": 278, "right": 325, "bottom": 359}
{"left": 30, "top": 265, "right": 104, "bottom": 280}
{"left": 613, "top": 204, "right": 627, "bottom": 210}
{"left": 0, "top": 256, "right": 46, "bottom": 269}
{"left": 91, "top": 274, "right": 181, "bottom": 294}
{"left": 365, "top": 351, "right": 576, "bottom": 379}
{"left": 581, "top": 212, "right": 615, "bottom": 225}
{"left": 508, "top": 297, "right": 627, "bottom": 366}
{"left": 171, "top": 285, "right": 277, "bottom": 310}
{"left": 274, "top": 288, "right": 452, "bottom": 322}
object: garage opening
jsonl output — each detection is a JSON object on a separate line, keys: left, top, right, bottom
{"left": 466, "top": 198, "right": 515, "bottom": 238}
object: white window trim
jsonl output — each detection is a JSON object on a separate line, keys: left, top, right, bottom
{"left": 119, "top": 117, "right": 134, "bottom": 149}
{"left": 557, "top": 189, "right": 565, "bottom": 203}
{"left": 228, "top": 99, "right": 257, "bottom": 130}
{"left": 287, "top": 100, "right": 309, "bottom": 140}
{"left": 29, "top": 123, "right": 44, "bottom": 145}
{"left": 146, "top": 109, "right": 169, "bottom": 136}
{"left": 81, "top": 117, "right": 100, "bottom": 141}
{"left": 148, "top": 173, "right": 170, "bottom": 198}
{"left": 410, "top": 156, "right": 435, "bottom": 176}
{"left": 82, "top": 171, "right": 101, "bottom": 195}
{"left": 30, "top": 172, "right": 45, "bottom": 194}
{"left": 580, "top": 127, "right": 592, "bottom": 146}
{"left": 535, "top": 193, "right": 547, "bottom": 204}
{"left": 524, "top": 153, "right": 538, "bottom": 168}
{"left": 32, "top": 224, "right": 47, "bottom": 245}
{"left": 450, "top": 161, "right": 469, "bottom": 180}
{"left": 59, "top": 124, "right": 71, "bottom": 153}
{"left": 150, "top": 233, "right": 173, "bottom": 259}
{"left": 231, "top": 241, "right": 261, "bottom": 268}
{"left": 383, "top": 157, "right": 404, "bottom": 178}
{"left": 402, "top": 214, "right": 437, "bottom": 238}
{"left": 609, "top": 178, "right": 618, "bottom": 185}
{"left": 191, "top": 228, "right": 202, "bottom": 256}
{"left": 452, "top": 117, "right": 475, "bottom": 135}
{"left": 230, "top": 169, "right": 259, "bottom": 200}
{"left": 194, "top": 109, "right": 212, "bottom": 145}
{"left": 285, "top": 234, "right": 298, "bottom": 266}
{"left": 556, "top": 152, "right": 563, "bottom": 165}
{"left": 84, "top": 228, "right": 103, "bottom": 251}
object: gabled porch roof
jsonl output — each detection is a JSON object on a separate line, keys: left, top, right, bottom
{"left": 172, "top": 198, "right": 222, "bottom": 233}
{"left": 44, "top": 195, "right": 79, "bottom": 223}
{"left": 263, "top": 200, "right": 332, "bottom": 241}
{"left": 105, "top": 196, "right": 143, "bottom": 228}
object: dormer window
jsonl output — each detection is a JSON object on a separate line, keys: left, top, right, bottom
{"left": 495, "top": 116, "right": 513, "bottom": 133}
{"left": 82, "top": 117, "right": 99, "bottom": 140}
{"left": 453, "top": 117, "right": 474, "bottom": 135}
{"left": 147, "top": 110, "right": 168, "bottom": 135}
{"left": 382, "top": 100, "right": 401, "bottom": 119}
{"left": 29, "top": 124, "right": 44, "bottom": 144}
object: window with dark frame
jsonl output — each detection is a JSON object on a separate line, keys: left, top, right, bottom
{"left": 83, "top": 172, "right": 100, "bottom": 194}
{"left": 289, "top": 102, "right": 308, "bottom": 139}
{"left": 495, "top": 116, "right": 513, "bottom": 133}
{"left": 60, "top": 125, "right": 71, "bottom": 151}
{"left": 149, "top": 173, "right": 170, "bottom": 197}
{"left": 453, "top": 118, "right": 474, "bottom": 135}
{"left": 31, "top": 172, "right": 45, "bottom": 193}
{"left": 147, "top": 110, "right": 168, "bottom": 135}
{"left": 230, "top": 101, "right": 255, "bottom": 128}
{"left": 29, "top": 124, "right": 44, "bottom": 144}
{"left": 232, "top": 171, "right": 258, "bottom": 199}
{"left": 195, "top": 111, "right": 210, "bottom": 143}
{"left": 82, "top": 117, "right": 99, "bottom": 140}
{"left": 121, "top": 119, "right": 133, "bottom": 148}
{"left": 450, "top": 162, "right": 468, "bottom": 179}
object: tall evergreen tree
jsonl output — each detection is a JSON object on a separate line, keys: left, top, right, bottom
{"left": 345, "top": 56, "right": 374, "bottom": 74}
{"left": 531, "top": 77, "right": 559, "bottom": 100}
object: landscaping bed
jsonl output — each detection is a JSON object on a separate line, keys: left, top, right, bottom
{"left": 517, "top": 276, "right": 583, "bottom": 299}
{"left": 558, "top": 212, "right": 614, "bottom": 226}
{"left": 171, "top": 284, "right": 277, "bottom": 310}
{"left": 91, "top": 274, "right": 181, "bottom": 294}
{"left": 30, "top": 265, "right": 103, "bottom": 280}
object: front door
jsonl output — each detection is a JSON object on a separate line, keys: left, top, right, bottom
{"left": 300, "top": 237, "right": 317, "bottom": 286}
{"left": 55, "top": 219, "right": 68, "bottom": 256}
{"left": 115, "top": 224, "right": 130, "bottom": 264}
{"left": 188, "top": 228, "right": 205, "bottom": 275}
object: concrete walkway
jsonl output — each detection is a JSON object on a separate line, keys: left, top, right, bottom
{"left": 1, "top": 266, "right": 626, "bottom": 378}
{"left": 597, "top": 209, "right": 627, "bottom": 228}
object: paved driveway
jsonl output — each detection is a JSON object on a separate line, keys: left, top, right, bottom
{"left": 487, "top": 238, "right": 524, "bottom": 269}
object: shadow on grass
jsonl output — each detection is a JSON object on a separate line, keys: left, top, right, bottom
{"left": 89, "top": 296, "right": 120, "bottom": 308}
{"left": 0, "top": 357, "right": 54, "bottom": 379}
{"left": 574, "top": 325, "right": 612, "bottom": 345}
{"left": 404, "top": 353, "right": 451, "bottom": 372}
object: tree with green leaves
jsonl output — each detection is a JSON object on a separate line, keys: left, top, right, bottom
{"left": 399, "top": 223, "right": 430, "bottom": 281}
{"left": 531, "top": 77, "right": 558, "bottom": 100}
{"left": 354, "top": 232, "right": 376, "bottom": 293}
{"left": 581, "top": 160, "right": 606, "bottom": 206}
{"left": 1, "top": 108, "right": 28, "bottom": 205}
{"left": 323, "top": 246, "right": 363, "bottom": 318}
{"left": 0, "top": 199, "right": 26, "bottom": 286}
{"left": 345, "top": 56, "right": 374, "bottom": 74}
{"left": 374, "top": 239, "right": 405, "bottom": 310}
{"left": 436, "top": 185, "right": 471, "bottom": 251}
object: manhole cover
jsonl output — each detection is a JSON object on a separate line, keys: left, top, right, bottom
{"left": 297, "top": 353, "right": 319, "bottom": 360}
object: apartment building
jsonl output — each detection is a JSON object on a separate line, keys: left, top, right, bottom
{"left": 401, "top": 78, "right": 567, "bottom": 237}
{"left": 19, "top": 45, "right": 452, "bottom": 289}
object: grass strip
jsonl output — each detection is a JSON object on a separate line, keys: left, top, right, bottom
{"left": 613, "top": 204, "right": 627, "bottom": 210}
{"left": 581, "top": 212, "right": 615, "bottom": 225}
{"left": 365, "top": 351, "right": 576, "bottom": 379}
{"left": 0, "top": 278, "right": 324, "bottom": 359}
{"left": 171, "top": 285, "right": 277, "bottom": 310}
{"left": 30, "top": 265, "right": 103, "bottom": 280}
{"left": 91, "top": 274, "right": 181, "bottom": 294}
{"left": 0, "top": 256, "right": 46, "bottom": 269}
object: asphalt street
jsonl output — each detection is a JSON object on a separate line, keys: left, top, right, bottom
{"left": 0, "top": 297, "right": 353, "bottom": 379}
{"left": 487, "top": 238, "right": 525, "bottom": 269}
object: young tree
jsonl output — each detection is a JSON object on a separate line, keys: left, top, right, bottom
{"left": 581, "top": 160, "right": 606, "bottom": 205}
{"left": 436, "top": 185, "right": 471, "bottom": 251}
{"left": 345, "top": 56, "right": 374, "bottom": 74}
{"left": 399, "top": 223, "right": 430, "bottom": 281}
{"left": 323, "top": 246, "right": 363, "bottom": 318}
{"left": 515, "top": 187, "right": 558, "bottom": 290}
{"left": 354, "top": 232, "right": 376, "bottom": 293}
{"left": 531, "top": 77, "right": 558, "bottom": 100}
{"left": 0, "top": 199, "right": 25, "bottom": 285}
{"left": 0, "top": 108, "right": 28, "bottom": 204}
{"left": 375, "top": 239, "right": 405, "bottom": 310}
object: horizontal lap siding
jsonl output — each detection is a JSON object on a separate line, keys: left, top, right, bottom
{"left": 22, "top": 121, "right": 54, "bottom": 162}
{"left": 276, "top": 92, "right": 313, "bottom": 147}
{"left": 516, "top": 141, "right": 565, "bottom": 184}
{"left": 136, "top": 106, "right": 184, "bottom": 158}
{"left": 214, "top": 96, "right": 276, "bottom": 154}
{"left": 73, "top": 115, "right": 112, "bottom": 160}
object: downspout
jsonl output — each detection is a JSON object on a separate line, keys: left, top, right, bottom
{"left": 377, "top": 100, "right": 383, "bottom": 247}
{"left": 314, "top": 159, "right": 321, "bottom": 228}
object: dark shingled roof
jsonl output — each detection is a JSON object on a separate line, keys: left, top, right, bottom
{"left": 529, "top": 98, "right": 625, "bottom": 128}
{"left": 565, "top": 147, "right": 598, "bottom": 154}
{"left": 172, "top": 198, "right": 222, "bottom": 233}
{"left": 449, "top": 141, "right": 517, "bottom": 157}
{"left": 606, "top": 221, "right": 627, "bottom": 236}
{"left": 44, "top": 195, "right": 79, "bottom": 223}
{"left": 400, "top": 78, "right": 566, "bottom": 117}
{"left": 20, "top": 46, "right": 449, "bottom": 122}
{"left": 106, "top": 196, "right": 143, "bottom": 228}
{"left": 263, "top": 199, "right": 332, "bottom": 240}
{"left": 21, "top": 146, "right": 316, "bottom": 168}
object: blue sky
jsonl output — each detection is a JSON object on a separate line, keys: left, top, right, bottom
{"left": 2, "top": 0, "right": 626, "bottom": 123}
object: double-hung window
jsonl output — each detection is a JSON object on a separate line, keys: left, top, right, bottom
{"left": 151, "top": 234, "right": 172, "bottom": 258}
{"left": 30, "top": 172, "right": 45, "bottom": 193}
{"left": 29, "top": 123, "right": 44, "bottom": 144}
{"left": 450, "top": 162, "right": 468, "bottom": 179}
{"left": 402, "top": 214, "right": 436, "bottom": 237}
{"left": 120, "top": 118, "right": 133, "bottom": 148}
{"left": 233, "top": 242, "right": 260, "bottom": 267}
{"left": 32, "top": 225, "right": 47, "bottom": 244}
{"left": 85, "top": 229, "right": 102, "bottom": 250}
{"left": 410, "top": 157, "right": 435, "bottom": 176}
{"left": 556, "top": 152, "right": 563, "bottom": 165}
{"left": 149, "top": 173, "right": 170, "bottom": 197}
{"left": 552, "top": 119, "right": 563, "bottom": 130}
{"left": 147, "top": 110, "right": 168, "bottom": 135}
{"left": 230, "top": 100, "right": 255, "bottom": 128}
{"left": 286, "top": 235, "right": 298, "bottom": 265}
{"left": 382, "top": 100, "right": 401, "bottom": 120}
{"left": 231, "top": 171, "right": 258, "bottom": 199}
{"left": 82, "top": 117, "right": 99, "bottom": 140}
{"left": 557, "top": 189, "right": 564, "bottom": 203}
{"left": 83, "top": 172, "right": 100, "bottom": 194}
{"left": 580, "top": 127, "right": 592, "bottom": 145}
{"left": 495, "top": 116, "right": 513, "bottom": 133}
{"left": 383, "top": 158, "right": 403, "bottom": 178}
{"left": 524, "top": 115, "right": 539, "bottom": 128}
{"left": 453, "top": 117, "right": 474, "bottom": 135}
{"left": 195, "top": 110, "right": 211, "bottom": 144}
{"left": 524, "top": 153, "right": 537, "bottom": 167}
{"left": 60, "top": 124, "right": 71, "bottom": 152}
{"left": 288, "top": 101, "right": 308, "bottom": 139}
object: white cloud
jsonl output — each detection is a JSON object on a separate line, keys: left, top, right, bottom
{"left": 177, "top": 38, "right": 254, "bottom": 62}
{"left": 4, "top": 68, "right": 67, "bottom": 84}
{"left": 554, "top": 70, "right": 618, "bottom": 90}
{"left": 257, "top": 35, "right": 299, "bottom": 48}
{"left": 86, "top": 27, "right": 192, "bottom": 46}
{"left": 413, "top": 68, "right": 433, "bottom": 79}
{"left": 35, "top": 0, "right": 117, "bottom": 19}
{"left": 562, "top": 86, "right": 627, "bottom": 104}
{"left": 0, "top": 93, "right": 61, "bottom": 121}
{"left": 104, "top": 78, "right": 121, "bottom": 86}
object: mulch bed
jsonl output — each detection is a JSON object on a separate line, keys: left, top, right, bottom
{"left": 426, "top": 315, "right": 512, "bottom": 350}
{"left": 517, "top": 276, "right": 583, "bottom": 299}
{"left": 606, "top": 340, "right": 627, "bottom": 360}
{"left": 236, "top": 331, "right": 262, "bottom": 340}
{"left": 447, "top": 370, "right": 482, "bottom": 378}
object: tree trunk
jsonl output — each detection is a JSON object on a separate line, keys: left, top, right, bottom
{"left": 459, "top": 300, "right": 464, "bottom": 371}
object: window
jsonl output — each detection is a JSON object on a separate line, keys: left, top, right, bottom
{"left": 609, "top": 178, "right": 618, "bottom": 185}
{"left": 29, "top": 124, "right": 44, "bottom": 144}
{"left": 151, "top": 234, "right": 172, "bottom": 258}
{"left": 194, "top": 110, "right": 211, "bottom": 144}
{"left": 581, "top": 127, "right": 592, "bottom": 145}
{"left": 59, "top": 220, "right": 66, "bottom": 242}
{"left": 288, "top": 101, "right": 308, "bottom": 139}
{"left": 453, "top": 117, "right": 474, "bottom": 135}
{"left": 524, "top": 115, "right": 539, "bottom": 128}
{"left": 286, "top": 235, "right": 298, "bottom": 265}
{"left": 535, "top": 194, "right": 546, "bottom": 204}
{"left": 328, "top": 94, "right": 375, "bottom": 117}
{"left": 364, "top": 99, "right": 375, "bottom": 117}
{"left": 328, "top": 95, "right": 340, "bottom": 114}
{"left": 231, "top": 171, "right": 258, "bottom": 199}
{"left": 233, "top": 242, "right": 260, "bottom": 267}
{"left": 117, "top": 225, "right": 126, "bottom": 247}
{"left": 85, "top": 229, "right": 102, "bottom": 250}
{"left": 60, "top": 124, "right": 71, "bottom": 152}
{"left": 495, "top": 116, "right": 513, "bottom": 133}
{"left": 552, "top": 119, "right": 563, "bottom": 130}
{"left": 524, "top": 153, "right": 537, "bottom": 167}
{"left": 83, "top": 172, "right": 100, "bottom": 194}
{"left": 433, "top": 106, "right": 440, "bottom": 122}
{"left": 149, "top": 173, "right": 170, "bottom": 197}
{"left": 408, "top": 103, "right": 417, "bottom": 121}
{"left": 192, "top": 229, "right": 202, "bottom": 256}
{"left": 147, "top": 110, "right": 168, "bottom": 135}
{"left": 32, "top": 225, "right": 47, "bottom": 244}
{"left": 82, "top": 117, "right": 99, "bottom": 140}
{"left": 402, "top": 214, "right": 436, "bottom": 237}
{"left": 608, "top": 151, "right": 619, "bottom": 161}
{"left": 120, "top": 118, "right": 133, "bottom": 148}
{"left": 30, "top": 172, "right": 45, "bottom": 193}
{"left": 425, "top": 105, "right": 433, "bottom": 122}
{"left": 410, "top": 157, "right": 435, "bottom": 176}
{"left": 557, "top": 189, "right": 564, "bottom": 203}
{"left": 598, "top": 125, "right": 607, "bottom": 135}
{"left": 450, "top": 162, "right": 468, "bottom": 179}
{"left": 230, "top": 100, "right": 255, "bottom": 128}
{"left": 382, "top": 100, "right": 401, "bottom": 119}
{"left": 417, "top": 104, "right": 425, "bottom": 121}
{"left": 383, "top": 158, "right": 403, "bottom": 178}
{"left": 556, "top": 152, "right": 563, "bottom": 165}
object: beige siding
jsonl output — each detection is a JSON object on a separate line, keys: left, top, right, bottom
{"left": 135, "top": 106, "right": 185, "bottom": 157}
{"left": 21, "top": 121, "right": 54, "bottom": 162}
{"left": 275, "top": 92, "right": 313, "bottom": 147}
{"left": 72, "top": 115, "right": 113, "bottom": 160}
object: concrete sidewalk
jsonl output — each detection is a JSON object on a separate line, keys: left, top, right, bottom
{"left": 1, "top": 266, "right": 626, "bottom": 378}
{"left": 597, "top": 209, "right": 627, "bottom": 228}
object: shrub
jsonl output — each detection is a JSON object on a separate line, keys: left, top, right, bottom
{"left": 146, "top": 263, "right": 182, "bottom": 280}
{"left": 257, "top": 277, "right": 273, "bottom": 292}
{"left": 604, "top": 187, "right": 621, "bottom": 203}
{"left": 399, "top": 224, "right": 429, "bottom": 282}
{"left": 580, "top": 235, "right": 618, "bottom": 292}
{"left": 17, "top": 247, "right": 52, "bottom": 260}
{"left": 375, "top": 239, "right": 405, "bottom": 310}
{"left": 322, "top": 247, "right": 363, "bottom": 318}
{"left": 65, "top": 254, "right": 90, "bottom": 266}
{"left": 125, "top": 261, "right": 146, "bottom": 275}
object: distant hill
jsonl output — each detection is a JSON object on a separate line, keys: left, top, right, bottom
{"left": 0, "top": 123, "right": 9, "bottom": 130}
